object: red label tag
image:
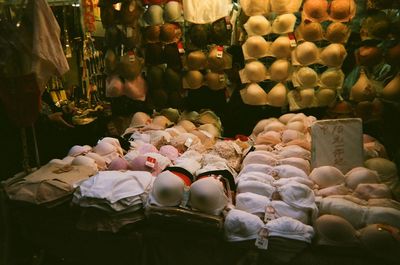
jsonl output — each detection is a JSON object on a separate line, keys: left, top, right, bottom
{"left": 288, "top": 33, "right": 297, "bottom": 47}
{"left": 177, "top": 41, "right": 185, "bottom": 54}
{"left": 145, "top": 157, "right": 156, "bottom": 168}
{"left": 216, "top": 46, "right": 224, "bottom": 58}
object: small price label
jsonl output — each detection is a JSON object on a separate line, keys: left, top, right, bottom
{"left": 255, "top": 227, "right": 269, "bottom": 250}
{"left": 288, "top": 33, "right": 297, "bottom": 47}
{"left": 216, "top": 46, "right": 224, "bottom": 58}
{"left": 184, "top": 137, "right": 193, "bottom": 148}
{"left": 145, "top": 156, "right": 156, "bottom": 168}
{"left": 264, "top": 205, "right": 276, "bottom": 223}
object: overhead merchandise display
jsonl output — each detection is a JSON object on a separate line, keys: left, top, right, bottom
{"left": 238, "top": 0, "right": 357, "bottom": 111}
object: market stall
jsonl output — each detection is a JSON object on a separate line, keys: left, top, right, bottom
{"left": 1, "top": 1, "right": 400, "bottom": 265}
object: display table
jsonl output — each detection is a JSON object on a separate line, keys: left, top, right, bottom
{"left": 1, "top": 191, "right": 395, "bottom": 265}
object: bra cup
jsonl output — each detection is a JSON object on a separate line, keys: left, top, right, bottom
{"left": 303, "top": 0, "right": 329, "bottom": 22}
{"left": 329, "top": 0, "right": 356, "bottom": 22}
{"left": 240, "top": 83, "right": 269, "bottom": 105}
{"left": 345, "top": 167, "right": 380, "bottom": 190}
{"left": 359, "top": 224, "right": 400, "bottom": 260}
{"left": 357, "top": 46, "right": 383, "bottom": 67}
{"left": 184, "top": 70, "right": 204, "bottom": 89}
{"left": 299, "top": 88, "right": 315, "bottom": 107}
{"left": 270, "top": 59, "right": 291, "bottom": 82}
{"left": 320, "top": 68, "right": 344, "bottom": 89}
{"left": 272, "top": 14, "right": 297, "bottom": 34}
{"left": 315, "top": 214, "right": 359, "bottom": 246}
{"left": 270, "top": 200, "right": 310, "bottom": 224}
{"left": 317, "top": 88, "right": 336, "bottom": 106}
{"left": 298, "top": 21, "right": 324, "bottom": 42}
{"left": 310, "top": 166, "right": 345, "bottom": 189}
{"left": 241, "top": 0, "right": 270, "bottom": 16}
{"left": 318, "top": 197, "right": 366, "bottom": 228}
{"left": 270, "top": 0, "right": 302, "bottom": 14}
{"left": 382, "top": 74, "right": 400, "bottom": 101}
{"left": 243, "top": 36, "right": 270, "bottom": 59}
{"left": 320, "top": 44, "right": 347, "bottom": 67}
{"left": 186, "top": 50, "right": 207, "bottom": 70}
{"left": 270, "top": 36, "right": 292, "bottom": 58}
{"left": 205, "top": 72, "right": 227, "bottom": 91}
{"left": 295, "top": 42, "right": 319, "bottom": 66}
{"left": 326, "top": 22, "right": 350, "bottom": 43}
{"left": 268, "top": 83, "right": 287, "bottom": 107}
{"left": 242, "top": 61, "right": 268, "bottom": 83}
{"left": 244, "top": 15, "right": 272, "bottom": 36}
{"left": 350, "top": 70, "right": 376, "bottom": 102}
{"left": 296, "top": 67, "right": 318, "bottom": 88}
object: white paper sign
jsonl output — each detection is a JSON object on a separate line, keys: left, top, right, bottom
{"left": 311, "top": 118, "right": 363, "bottom": 173}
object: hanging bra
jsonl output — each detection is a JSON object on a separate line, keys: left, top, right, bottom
{"left": 244, "top": 15, "right": 272, "bottom": 37}
{"left": 350, "top": 69, "right": 377, "bottom": 102}
{"left": 240, "top": 83, "right": 269, "bottom": 105}
{"left": 268, "top": 82, "right": 288, "bottom": 107}
{"left": 302, "top": 0, "right": 356, "bottom": 22}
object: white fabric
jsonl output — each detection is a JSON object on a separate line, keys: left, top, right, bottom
{"left": 268, "top": 200, "right": 310, "bottom": 224}
{"left": 238, "top": 164, "right": 274, "bottom": 177}
{"left": 224, "top": 209, "right": 264, "bottom": 242}
{"left": 173, "top": 150, "right": 203, "bottom": 175}
{"left": 190, "top": 177, "right": 229, "bottom": 215}
{"left": 264, "top": 216, "right": 314, "bottom": 243}
{"left": 242, "top": 152, "right": 278, "bottom": 167}
{"left": 183, "top": 0, "right": 231, "bottom": 24}
{"left": 274, "top": 177, "right": 315, "bottom": 189}
{"left": 277, "top": 182, "right": 318, "bottom": 219}
{"left": 31, "top": 0, "right": 69, "bottom": 92}
{"left": 276, "top": 145, "right": 311, "bottom": 160}
{"left": 236, "top": 172, "right": 276, "bottom": 185}
{"left": 236, "top": 192, "right": 271, "bottom": 217}
{"left": 278, "top": 157, "right": 311, "bottom": 175}
{"left": 98, "top": 138, "right": 123, "bottom": 156}
{"left": 75, "top": 171, "right": 154, "bottom": 204}
{"left": 150, "top": 171, "right": 185, "bottom": 207}
{"left": 271, "top": 165, "right": 309, "bottom": 179}
{"left": 237, "top": 180, "right": 275, "bottom": 198}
